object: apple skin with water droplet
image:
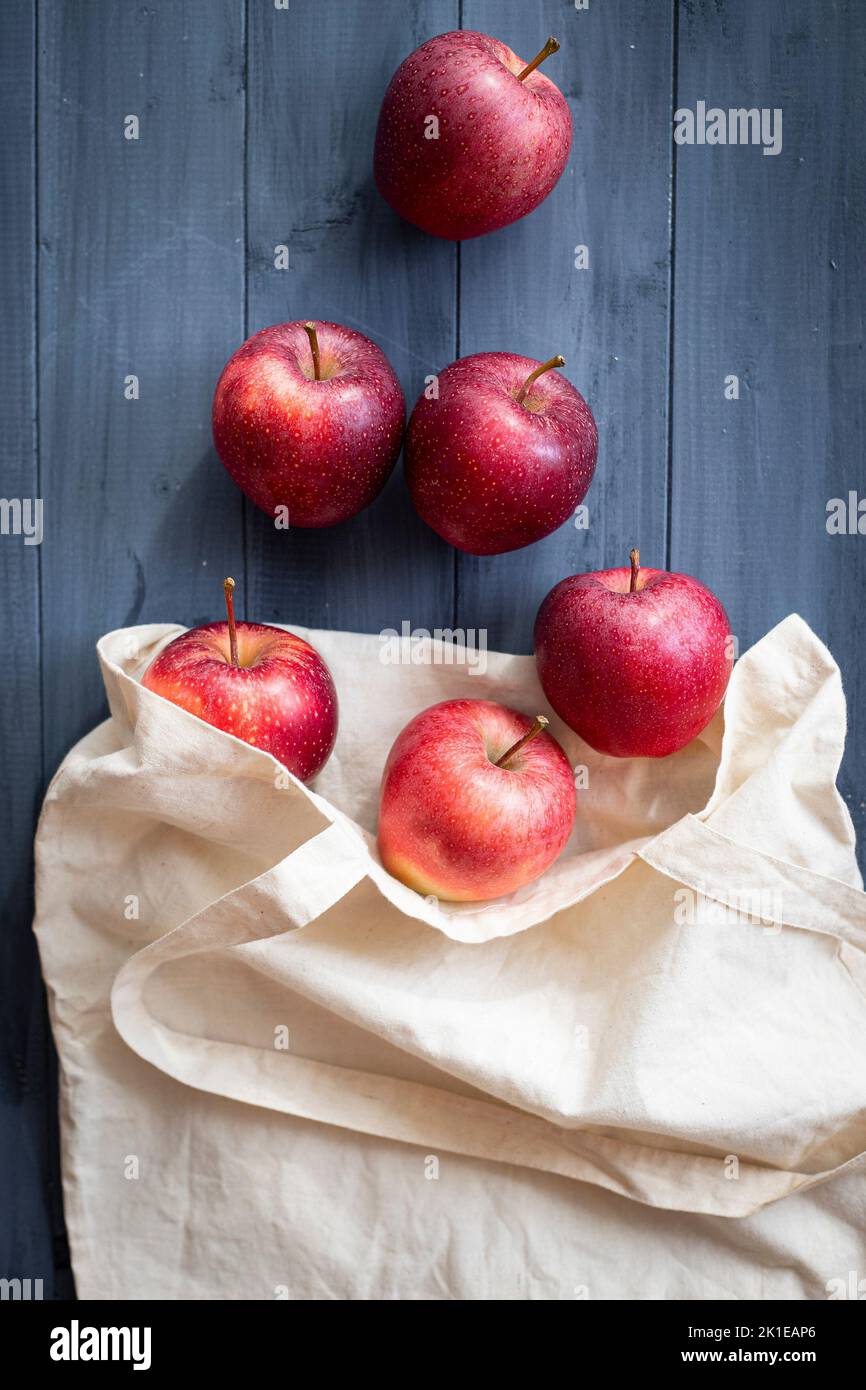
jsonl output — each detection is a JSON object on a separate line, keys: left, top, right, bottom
{"left": 212, "top": 321, "right": 405, "bottom": 528}
{"left": 378, "top": 699, "right": 576, "bottom": 903}
{"left": 374, "top": 31, "right": 572, "bottom": 241}
{"left": 534, "top": 561, "right": 733, "bottom": 759}
{"left": 404, "top": 352, "right": 597, "bottom": 555}
{"left": 142, "top": 619, "right": 338, "bottom": 783}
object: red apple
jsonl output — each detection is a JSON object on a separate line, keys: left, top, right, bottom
{"left": 141, "top": 578, "right": 338, "bottom": 782}
{"left": 404, "top": 352, "right": 597, "bottom": 554}
{"left": 374, "top": 32, "right": 572, "bottom": 241}
{"left": 212, "top": 321, "right": 405, "bottom": 526}
{"left": 378, "top": 700, "right": 576, "bottom": 902}
{"left": 534, "top": 550, "right": 733, "bottom": 758}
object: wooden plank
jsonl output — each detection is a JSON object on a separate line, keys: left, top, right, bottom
{"left": 245, "top": 0, "right": 458, "bottom": 634}
{"left": 0, "top": 0, "right": 59, "bottom": 1294}
{"left": 457, "top": 0, "right": 675, "bottom": 654}
{"left": 670, "top": 0, "right": 866, "bottom": 862}
{"left": 38, "top": 0, "right": 246, "bottom": 784}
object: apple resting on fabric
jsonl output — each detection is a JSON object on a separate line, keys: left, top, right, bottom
{"left": 212, "top": 320, "right": 405, "bottom": 527}
{"left": 374, "top": 32, "right": 572, "bottom": 240}
{"left": 378, "top": 700, "right": 576, "bottom": 903}
{"left": 534, "top": 550, "right": 733, "bottom": 759}
{"left": 404, "top": 352, "right": 598, "bottom": 555}
{"left": 141, "top": 579, "right": 338, "bottom": 782}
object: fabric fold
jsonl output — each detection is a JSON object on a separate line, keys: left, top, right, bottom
{"left": 35, "top": 615, "right": 866, "bottom": 1225}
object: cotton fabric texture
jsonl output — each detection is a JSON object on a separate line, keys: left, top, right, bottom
{"left": 33, "top": 616, "right": 866, "bottom": 1298}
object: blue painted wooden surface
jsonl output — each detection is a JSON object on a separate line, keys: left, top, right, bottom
{"left": 1, "top": 0, "right": 863, "bottom": 1296}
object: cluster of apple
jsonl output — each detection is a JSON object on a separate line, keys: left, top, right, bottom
{"left": 142, "top": 31, "right": 734, "bottom": 904}
{"left": 212, "top": 320, "right": 598, "bottom": 557}
{"left": 212, "top": 31, "right": 596, "bottom": 557}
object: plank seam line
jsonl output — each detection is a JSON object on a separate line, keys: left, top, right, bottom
{"left": 665, "top": 0, "right": 680, "bottom": 573}
{"left": 35, "top": 0, "right": 44, "bottom": 793}
{"left": 242, "top": 0, "right": 250, "bottom": 615}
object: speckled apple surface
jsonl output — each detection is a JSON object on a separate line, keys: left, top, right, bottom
{"left": 374, "top": 31, "right": 572, "bottom": 241}
{"left": 378, "top": 699, "right": 576, "bottom": 902}
{"left": 212, "top": 320, "right": 405, "bottom": 526}
{"left": 534, "top": 566, "right": 733, "bottom": 758}
{"left": 405, "top": 352, "right": 597, "bottom": 555}
{"left": 142, "top": 621, "right": 338, "bottom": 782}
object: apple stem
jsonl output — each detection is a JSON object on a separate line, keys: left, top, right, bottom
{"left": 495, "top": 715, "right": 549, "bottom": 769}
{"left": 303, "top": 321, "right": 322, "bottom": 381}
{"left": 515, "top": 354, "right": 565, "bottom": 405}
{"left": 629, "top": 548, "right": 640, "bottom": 593}
{"left": 224, "top": 576, "right": 239, "bottom": 667}
{"left": 516, "top": 36, "right": 560, "bottom": 82}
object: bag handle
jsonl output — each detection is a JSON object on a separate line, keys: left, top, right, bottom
{"left": 640, "top": 814, "right": 866, "bottom": 952}
{"left": 108, "top": 812, "right": 866, "bottom": 1219}
{"left": 265, "top": 819, "right": 370, "bottom": 926}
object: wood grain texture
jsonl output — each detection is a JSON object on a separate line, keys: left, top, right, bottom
{"left": 245, "top": 0, "right": 458, "bottom": 634}
{"left": 2, "top": 0, "right": 865, "bottom": 1294}
{"left": 456, "top": 0, "right": 674, "bottom": 653}
{"left": 0, "top": 0, "right": 64, "bottom": 1297}
{"left": 670, "top": 0, "right": 866, "bottom": 851}
{"left": 37, "top": 0, "right": 246, "bottom": 782}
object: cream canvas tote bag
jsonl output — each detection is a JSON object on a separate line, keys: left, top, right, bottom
{"left": 34, "top": 614, "right": 866, "bottom": 1219}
